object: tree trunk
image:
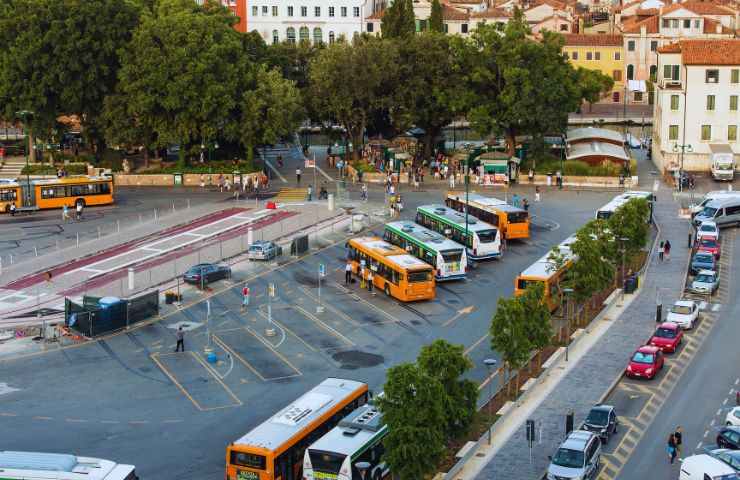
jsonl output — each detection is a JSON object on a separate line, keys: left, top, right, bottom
{"left": 505, "top": 128, "right": 516, "bottom": 157}
{"left": 28, "top": 127, "right": 36, "bottom": 163}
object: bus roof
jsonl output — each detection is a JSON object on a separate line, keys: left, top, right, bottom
{"left": 384, "top": 254, "right": 431, "bottom": 270}
{"left": 614, "top": 191, "right": 654, "bottom": 202}
{"left": 417, "top": 205, "right": 497, "bottom": 233}
{"left": 447, "top": 192, "right": 526, "bottom": 214}
{"left": 0, "top": 451, "right": 131, "bottom": 479}
{"left": 234, "top": 378, "right": 367, "bottom": 452}
{"left": 308, "top": 404, "right": 388, "bottom": 457}
{"left": 519, "top": 235, "right": 576, "bottom": 280}
{"left": 385, "top": 222, "right": 464, "bottom": 252}
{"left": 349, "top": 237, "right": 407, "bottom": 257}
{"left": 31, "top": 175, "right": 111, "bottom": 186}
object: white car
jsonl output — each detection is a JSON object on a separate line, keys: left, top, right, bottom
{"left": 666, "top": 300, "right": 699, "bottom": 329}
{"left": 697, "top": 221, "right": 720, "bottom": 241}
{"left": 680, "top": 454, "right": 738, "bottom": 480}
{"left": 727, "top": 406, "right": 740, "bottom": 426}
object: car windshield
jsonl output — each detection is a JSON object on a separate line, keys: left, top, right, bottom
{"left": 671, "top": 305, "right": 692, "bottom": 315}
{"left": 477, "top": 229, "right": 498, "bottom": 243}
{"left": 655, "top": 327, "right": 676, "bottom": 339}
{"left": 700, "top": 239, "right": 718, "bottom": 248}
{"left": 249, "top": 245, "right": 263, "bottom": 251}
{"left": 701, "top": 207, "right": 718, "bottom": 217}
{"left": 695, "top": 254, "right": 714, "bottom": 263}
{"left": 700, "top": 224, "right": 715, "bottom": 232}
{"left": 552, "top": 448, "right": 584, "bottom": 469}
{"left": 718, "top": 452, "right": 740, "bottom": 470}
{"left": 632, "top": 352, "right": 655, "bottom": 364}
{"left": 695, "top": 274, "right": 715, "bottom": 283}
{"left": 586, "top": 409, "right": 609, "bottom": 426}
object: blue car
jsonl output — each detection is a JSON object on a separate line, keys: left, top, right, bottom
{"left": 690, "top": 251, "right": 716, "bottom": 275}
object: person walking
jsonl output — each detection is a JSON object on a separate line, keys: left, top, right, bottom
{"left": 345, "top": 261, "right": 352, "bottom": 284}
{"left": 674, "top": 426, "right": 683, "bottom": 460}
{"left": 658, "top": 241, "right": 665, "bottom": 262}
{"left": 360, "top": 265, "right": 366, "bottom": 289}
{"left": 667, "top": 433, "right": 677, "bottom": 464}
{"left": 528, "top": 168, "right": 534, "bottom": 183}
{"left": 361, "top": 183, "right": 368, "bottom": 202}
{"left": 307, "top": 184, "right": 313, "bottom": 202}
{"left": 62, "top": 204, "right": 70, "bottom": 221}
{"left": 75, "top": 202, "right": 83, "bottom": 221}
{"left": 296, "top": 167, "right": 302, "bottom": 185}
{"left": 367, "top": 270, "right": 374, "bottom": 293}
{"left": 664, "top": 240, "right": 672, "bottom": 262}
{"left": 535, "top": 186, "right": 541, "bottom": 202}
{"left": 241, "top": 284, "right": 250, "bottom": 312}
{"left": 449, "top": 172, "right": 456, "bottom": 189}
{"left": 175, "top": 326, "right": 185, "bottom": 352}
{"left": 9, "top": 202, "right": 16, "bottom": 216}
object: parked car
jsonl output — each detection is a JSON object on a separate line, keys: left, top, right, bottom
{"left": 547, "top": 430, "right": 601, "bottom": 480}
{"left": 691, "top": 252, "right": 718, "bottom": 276}
{"left": 718, "top": 426, "right": 740, "bottom": 450}
{"left": 582, "top": 404, "right": 618, "bottom": 445}
{"left": 679, "top": 453, "right": 738, "bottom": 480}
{"left": 666, "top": 300, "right": 699, "bottom": 329}
{"left": 247, "top": 240, "right": 282, "bottom": 261}
{"left": 689, "top": 269, "right": 720, "bottom": 295}
{"left": 649, "top": 322, "right": 683, "bottom": 353}
{"left": 625, "top": 345, "right": 664, "bottom": 380}
{"left": 693, "top": 197, "right": 740, "bottom": 228}
{"left": 183, "top": 263, "right": 231, "bottom": 286}
{"left": 697, "top": 221, "right": 720, "bottom": 241}
{"left": 697, "top": 237, "right": 722, "bottom": 259}
{"left": 727, "top": 407, "right": 740, "bottom": 427}
{"left": 709, "top": 448, "right": 740, "bottom": 471}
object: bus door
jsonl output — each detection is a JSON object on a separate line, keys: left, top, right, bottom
{"left": 22, "top": 183, "right": 35, "bottom": 207}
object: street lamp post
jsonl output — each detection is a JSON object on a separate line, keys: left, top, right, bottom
{"left": 562, "top": 287, "right": 574, "bottom": 361}
{"left": 484, "top": 358, "right": 497, "bottom": 445}
{"left": 15, "top": 110, "right": 34, "bottom": 205}
{"left": 672, "top": 142, "right": 693, "bottom": 192}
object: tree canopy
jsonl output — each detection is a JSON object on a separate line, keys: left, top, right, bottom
{"left": 429, "top": 0, "right": 444, "bottom": 32}
{"left": 381, "top": 0, "right": 416, "bottom": 38}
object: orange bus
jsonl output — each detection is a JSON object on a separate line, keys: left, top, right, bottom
{"left": 346, "top": 236, "right": 435, "bottom": 301}
{"left": 446, "top": 192, "right": 530, "bottom": 240}
{"left": 0, "top": 181, "right": 21, "bottom": 213}
{"left": 514, "top": 235, "right": 576, "bottom": 312}
{"left": 32, "top": 175, "right": 114, "bottom": 210}
{"left": 226, "top": 378, "right": 369, "bottom": 480}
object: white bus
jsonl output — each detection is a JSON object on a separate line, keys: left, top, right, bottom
{"left": 595, "top": 191, "right": 655, "bottom": 223}
{"left": 0, "top": 451, "right": 137, "bottom": 480}
{"left": 383, "top": 221, "right": 467, "bottom": 281}
{"left": 415, "top": 205, "right": 501, "bottom": 261}
{"left": 304, "top": 403, "right": 389, "bottom": 480}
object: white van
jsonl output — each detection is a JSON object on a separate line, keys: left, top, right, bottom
{"left": 680, "top": 454, "right": 739, "bottom": 480}
{"left": 693, "top": 197, "right": 740, "bottom": 228}
{"left": 691, "top": 191, "right": 740, "bottom": 215}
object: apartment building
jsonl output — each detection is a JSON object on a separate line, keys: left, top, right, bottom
{"left": 562, "top": 34, "right": 625, "bottom": 103}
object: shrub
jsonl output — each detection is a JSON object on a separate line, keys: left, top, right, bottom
{"left": 21, "top": 163, "right": 87, "bottom": 175}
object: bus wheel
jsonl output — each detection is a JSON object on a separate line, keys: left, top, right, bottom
{"left": 75, "top": 199, "right": 86, "bottom": 209}
{"left": 384, "top": 284, "right": 391, "bottom": 297}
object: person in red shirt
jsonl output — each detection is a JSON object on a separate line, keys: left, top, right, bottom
{"left": 240, "top": 284, "right": 250, "bottom": 312}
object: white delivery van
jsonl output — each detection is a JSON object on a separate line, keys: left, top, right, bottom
{"left": 679, "top": 453, "right": 739, "bottom": 480}
{"left": 710, "top": 144, "right": 736, "bottom": 181}
{"left": 691, "top": 191, "right": 740, "bottom": 216}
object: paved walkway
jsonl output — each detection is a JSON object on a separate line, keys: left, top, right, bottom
{"left": 470, "top": 186, "right": 690, "bottom": 479}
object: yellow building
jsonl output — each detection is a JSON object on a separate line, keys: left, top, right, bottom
{"left": 562, "top": 34, "right": 625, "bottom": 104}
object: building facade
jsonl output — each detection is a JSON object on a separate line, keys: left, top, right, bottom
{"left": 562, "top": 34, "right": 625, "bottom": 103}
{"left": 653, "top": 39, "right": 740, "bottom": 172}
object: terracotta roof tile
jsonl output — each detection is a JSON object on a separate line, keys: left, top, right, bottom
{"left": 703, "top": 17, "right": 734, "bottom": 34}
{"left": 613, "top": 0, "right": 642, "bottom": 13}
{"left": 657, "top": 41, "right": 681, "bottom": 53}
{"left": 622, "top": 14, "right": 659, "bottom": 33}
{"left": 442, "top": 4, "right": 470, "bottom": 20}
{"left": 662, "top": 39, "right": 740, "bottom": 64}
{"left": 561, "top": 33, "right": 623, "bottom": 45}
{"left": 367, "top": 8, "right": 384, "bottom": 19}
{"left": 526, "top": 0, "right": 567, "bottom": 11}
{"left": 661, "top": 1, "right": 736, "bottom": 15}
{"left": 471, "top": 6, "right": 513, "bottom": 17}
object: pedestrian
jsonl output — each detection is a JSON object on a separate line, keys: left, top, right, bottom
{"left": 658, "top": 241, "right": 664, "bottom": 262}
{"left": 307, "top": 184, "right": 313, "bottom": 201}
{"left": 9, "top": 202, "right": 16, "bottom": 216}
{"left": 664, "top": 240, "right": 672, "bottom": 261}
{"left": 361, "top": 183, "right": 368, "bottom": 202}
{"left": 218, "top": 174, "right": 225, "bottom": 192}
{"left": 522, "top": 198, "right": 529, "bottom": 212}
{"left": 512, "top": 193, "right": 520, "bottom": 208}
{"left": 449, "top": 172, "right": 456, "bottom": 189}
{"left": 667, "top": 433, "right": 677, "bottom": 463}
{"left": 535, "top": 186, "right": 541, "bottom": 202}
{"left": 360, "top": 266, "right": 366, "bottom": 289}
{"left": 75, "top": 202, "right": 83, "bottom": 221}
{"left": 62, "top": 204, "right": 70, "bottom": 221}
{"left": 367, "top": 270, "right": 374, "bottom": 293}
{"left": 528, "top": 168, "right": 534, "bottom": 183}
{"left": 241, "top": 284, "right": 250, "bottom": 311}
{"left": 200, "top": 174, "right": 206, "bottom": 189}
{"left": 296, "top": 167, "right": 302, "bottom": 185}
{"left": 345, "top": 261, "right": 352, "bottom": 284}
{"left": 175, "top": 326, "right": 185, "bottom": 352}
{"left": 674, "top": 426, "right": 683, "bottom": 460}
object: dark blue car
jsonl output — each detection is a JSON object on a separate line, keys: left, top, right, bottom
{"left": 690, "top": 251, "right": 716, "bottom": 275}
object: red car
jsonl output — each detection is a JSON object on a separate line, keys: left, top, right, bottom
{"left": 696, "top": 236, "right": 721, "bottom": 259}
{"left": 649, "top": 322, "right": 683, "bottom": 353}
{"left": 625, "top": 345, "right": 664, "bottom": 379}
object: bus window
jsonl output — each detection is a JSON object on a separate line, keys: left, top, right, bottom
{"left": 423, "top": 249, "right": 436, "bottom": 265}
{"left": 517, "top": 279, "right": 529, "bottom": 290}
{"left": 0, "top": 189, "right": 17, "bottom": 201}
{"left": 231, "top": 452, "right": 267, "bottom": 470}
{"left": 477, "top": 229, "right": 498, "bottom": 243}
{"left": 508, "top": 211, "right": 528, "bottom": 223}
{"left": 408, "top": 271, "right": 431, "bottom": 283}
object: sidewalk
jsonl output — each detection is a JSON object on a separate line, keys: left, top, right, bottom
{"left": 460, "top": 185, "right": 689, "bottom": 480}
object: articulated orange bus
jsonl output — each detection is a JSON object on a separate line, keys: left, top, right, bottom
{"left": 514, "top": 235, "right": 576, "bottom": 312}
{"left": 0, "top": 175, "right": 114, "bottom": 212}
{"left": 346, "top": 237, "right": 435, "bottom": 302}
{"left": 226, "top": 378, "right": 369, "bottom": 480}
{"left": 446, "top": 192, "right": 530, "bottom": 240}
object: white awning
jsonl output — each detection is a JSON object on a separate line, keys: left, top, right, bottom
{"left": 628, "top": 80, "right": 646, "bottom": 92}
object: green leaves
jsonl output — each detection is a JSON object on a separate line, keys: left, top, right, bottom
{"left": 381, "top": 0, "right": 416, "bottom": 39}
{"left": 607, "top": 197, "right": 651, "bottom": 260}
{"left": 429, "top": 0, "right": 444, "bottom": 32}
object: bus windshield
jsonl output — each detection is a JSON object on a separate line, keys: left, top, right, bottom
{"left": 477, "top": 229, "right": 498, "bottom": 243}
{"left": 308, "top": 450, "right": 346, "bottom": 475}
{"left": 440, "top": 249, "right": 463, "bottom": 263}
{"left": 508, "top": 211, "right": 528, "bottom": 223}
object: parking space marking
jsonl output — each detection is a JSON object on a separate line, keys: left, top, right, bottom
{"left": 212, "top": 328, "right": 301, "bottom": 381}
{"left": 291, "top": 305, "right": 354, "bottom": 347}
{"left": 297, "top": 286, "right": 360, "bottom": 327}
{"left": 150, "top": 351, "right": 242, "bottom": 411}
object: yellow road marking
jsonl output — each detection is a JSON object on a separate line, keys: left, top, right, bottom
{"left": 292, "top": 304, "right": 354, "bottom": 346}
{"left": 212, "top": 334, "right": 266, "bottom": 381}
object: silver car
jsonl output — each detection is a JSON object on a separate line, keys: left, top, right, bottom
{"left": 689, "top": 269, "right": 719, "bottom": 295}
{"left": 547, "top": 430, "right": 601, "bottom": 480}
{"left": 247, "top": 240, "right": 282, "bottom": 261}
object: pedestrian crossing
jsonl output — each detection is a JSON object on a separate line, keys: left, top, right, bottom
{"left": 273, "top": 188, "right": 307, "bottom": 203}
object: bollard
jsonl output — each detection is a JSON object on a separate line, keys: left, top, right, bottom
{"left": 656, "top": 303, "right": 662, "bottom": 322}
{"left": 117, "top": 220, "right": 120, "bottom": 233}
{"left": 76, "top": 233, "right": 79, "bottom": 247}
{"left": 172, "top": 203, "right": 176, "bottom": 213}
{"left": 139, "top": 213, "right": 143, "bottom": 223}
{"left": 187, "top": 199, "right": 191, "bottom": 209}
{"left": 98, "top": 226, "right": 101, "bottom": 239}
{"left": 688, "top": 231, "right": 692, "bottom": 248}
{"left": 9, "top": 254, "right": 13, "bottom": 264}
{"left": 154, "top": 209, "right": 158, "bottom": 222}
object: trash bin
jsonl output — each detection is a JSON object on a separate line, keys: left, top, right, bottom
{"left": 623, "top": 275, "right": 638, "bottom": 294}
{"left": 546, "top": 173, "right": 553, "bottom": 186}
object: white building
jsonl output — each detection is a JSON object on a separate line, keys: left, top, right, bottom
{"left": 653, "top": 39, "right": 740, "bottom": 172}
{"left": 246, "top": 0, "right": 378, "bottom": 44}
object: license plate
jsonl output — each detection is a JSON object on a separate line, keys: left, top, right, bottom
{"left": 238, "top": 471, "right": 260, "bottom": 480}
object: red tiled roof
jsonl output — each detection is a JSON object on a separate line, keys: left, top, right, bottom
{"left": 526, "top": 0, "right": 568, "bottom": 11}
{"left": 703, "top": 17, "right": 734, "bottom": 34}
{"left": 442, "top": 4, "right": 470, "bottom": 20}
{"left": 367, "top": 9, "right": 384, "bottom": 19}
{"left": 471, "top": 6, "right": 513, "bottom": 18}
{"left": 561, "top": 33, "right": 623, "bottom": 45}
{"left": 661, "top": 1, "right": 736, "bottom": 15}
{"left": 613, "top": 0, "right": 642, "bottom": 13}
{"left": 657, "top": 41, "right": 681, "bottom": 53}
{"left": 660, "top": 39, "right": 740, "bottom": 64}
{"left": 622, "top": 14, "right": 659, "bottom": 33}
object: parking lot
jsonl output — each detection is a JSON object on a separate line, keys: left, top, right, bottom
{"left": 0, "top": 187, "right": 615, "bottom": 479}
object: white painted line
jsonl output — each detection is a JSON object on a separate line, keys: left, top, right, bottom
{"left": 704, "top": 430, "right": 709, "bottom": 438}
{"left": 182, "top": 232, "right": 205, "bottom": 238}
{"left": 696, "top": 441, "right": 703, "bottom": 450}
{"left": 141, "top": 247, "right": 164, "bottom": 253}
{"left": 716, "top": 408, "right": 722, "bottom": 416}
{"left": 314, "top": 164, "right": 333, "bottom": 181}
{"left": 711, "top": 303, "right": 721, "bottom": 311}
{"left": 79, "top": 267, "right": 105, "bottom": 274}
{"left": 736, "top": 378, "right": 739, "bottom": 385}
{"left": 723, "top": 398, "right": 728, "bottom": 405}
{"left": 263, "top": 157, "right": 287, "bottom": 183}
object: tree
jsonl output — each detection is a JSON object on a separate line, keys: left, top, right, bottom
{"left": 377, "top": 363, "right": 447, "bottom": 480}
{"left": 490, "top": 296, "right": 531, "bottom": 397}
{"left": 381, "top": 0, "right": 416, "bottom": 38}
{"left": 575, "top": 66, "right": 615, "bottom": 107}
{"left": 568, "top": 219, "right": 617, "bottom": 300}
{"left": 309, "top": 37, "right": 399, "bottom": 160}
{"left": 396, "top": 33, "right": 466, "bottom": 161}
{"left": 417, "top": 339, "right": 478, "bottom": 437}
{"left": 429, "top": 0, "right": 444, "bottom": 32}
{"left": 519, "top": 283, "right": 552, "bottom": 370}
{"left": 607, "top": 198, "right": 650, "bottom": 261}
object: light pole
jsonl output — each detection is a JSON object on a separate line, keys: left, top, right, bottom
{"left": 619, "top": 236, "right": 629, "bottom": 303}
{"left": 15, "top": 110, "right": 34, "bottom": 205}
{"left": 484, "top": 358, "right": 497, "bottom": 445}
{"left": 672, "top": 142, "right": 692, "bottom": 192}
{"left": 562, "top": 287, "right": 574, "bottom": 361}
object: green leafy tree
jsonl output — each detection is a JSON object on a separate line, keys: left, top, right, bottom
{"left": 490, "top": 296, "right": 531, "bottom": 397}
{"left": 382, "top": 0, "right": 416, "bottom": 38}
{"left": 575, "top": 66, "right": 615, "bottom": 106}
{"left": 519, "top": 283, "right": 553, "bottom": 370}
{"left": 607, "top": 198, "right": 650, "bottom": 261}
{"left": 309, "top": 37, "right": 400, "bottom": 160}
{"left": 417, "top": 339, "right": 478, "bottom": 437}
{"left": 429, "top": 0, "right": 444, "bottom": 32}
{"left": 377, "top": 363, "right": 447, "bottom": 480}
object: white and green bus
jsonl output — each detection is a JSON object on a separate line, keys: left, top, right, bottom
{"left": 303, "top": 403, "right": 389, "bottom": 480}
{"left": 415, "top": 204, "right": 501, "bottom": 261}
{"left": 0, "top": 451, "right": 138, "bottom": 480}
{"left": 383, "top": 221, "right": 467, "bottom": 281}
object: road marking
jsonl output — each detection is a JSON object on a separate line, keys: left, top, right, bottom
{"left": 314, "top": 164, "right": 333, "bottom": 181}
{"left": 33, "top": 416, "right": 52, "bottom": 421}
{"left": 696, "top": 441, "right": 703, "bottom": 450}
{"left": 704, "top": 430, "right": 710, "bottom": 438}
{"left": 65, "top": 418, "right": 87, "bottom": 423}
{"left": 0, "top": 412, "right": 18, "bottom": 417}
{"left": 262, "top": 156, "right": 288, "bottom": 183}
{"left": 442, "top": 305, "right": 476, "bottom": 327}
{"left": 465, "top": 333, "right": 489, "bottom": 356}
{"left": 292, "top": 304, "right": 355, "bottom": 346}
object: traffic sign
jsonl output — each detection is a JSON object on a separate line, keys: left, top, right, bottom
{"left": 268, "top": 283, "right": 276, "bottom": 297}
{"left": 319, "top": 263, "right": 326, "bottom": 277}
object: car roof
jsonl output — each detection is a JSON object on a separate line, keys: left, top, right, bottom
{"left": 560, "top": 430, "right": 596, "bottom": 451}
{"left": 636, "top": 345, "right": 660, "bottom": 353}
{"left": 683, "top": 454, "right": 737, "bottom": 474}
{"left": 722, "top": 426, "right": 740, "bottom": 433}
{"left": 657, "top": 322, "right": 679, "bottom": 329}
{"left": 674, "top": 300, "right": 696, "bottom": 307}
{"left": 697, "top": 269, "right": 717, "bottom": 276}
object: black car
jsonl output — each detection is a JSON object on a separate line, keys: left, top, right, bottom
{"left": 183, "top": 263, "right": 231, "bottom": 286}
{"left": 582, "top": 404, "right": 618, "bottom": 444}
{"left": 717, "top": 426, "right": 740, "bottom": 450}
